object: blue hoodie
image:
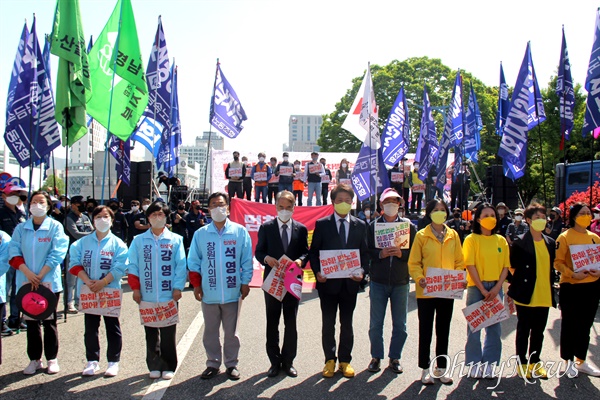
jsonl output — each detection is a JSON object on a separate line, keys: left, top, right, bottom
{"left": 0, "top": 230, "right": 11, "bottom": 303}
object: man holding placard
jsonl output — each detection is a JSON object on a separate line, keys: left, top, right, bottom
{"left": 251, "top": 153, "right": 272, "bottom": 203}
{"left": 255, "top": 191, "right": 309, "bottom": 378}
{"left": 224, "top": 151, "right": 246, "bottom": 200}
{"left": 275, "top": 152, "right": 294, "bottom": 193}
{"left": 366, "top": 188, "right": 416, "bottom": 375}
{"left": 304, "top": 151, "right": 325, "bottom": 206}
{"left": 309, "top": 184, "right": 368, "bottom": 379}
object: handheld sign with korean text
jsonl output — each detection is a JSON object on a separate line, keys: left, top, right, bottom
{"left": 374, "top": 221, "right": 410, "bottom": 249}
{"left": 391, "top": 172, "right": 404, "bottom": 183}
{"left": 229, "top": 167, "right": 242, "bottom": 178}
{"left": 79, "top": 285, "right": 122, "bottom": 317}
{"left": 319, "top": 249, "right": 361, "bottom": 279}
{"left": 279, "top": 166, "right": 293, "bottom": 176}
{"left": 139, "top": 300, "right": 179, "bottom": 328}
{"left": 462, "top": 296, "right": 509, "bottom": 333}
{"left": 254, "top": 171, "right": 267, "bottom": 182}
{"left": 412, "top": 184, "right": 425, "bottom": 193}
{"left": 569, "top": 244, "right": 600, "bottom": 273}
{"left": 261, "top": 255, "right": 295, "bottom": 301}
{"left": 422, "top": 267, "right": 467, "bottom": 299}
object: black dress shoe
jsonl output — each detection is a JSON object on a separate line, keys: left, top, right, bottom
{"left": 283, "top": 365, "right": 297, "bottom": 378}
{"left": 368, "top": 358, "right": 381, "bottom": 373}
{"left": 267, "top": 365, "right": 280, "bottom": 377}
{"left": 201, "top": 367, "right": 219, "bottom": 379}
{"left": 226, "top": 367, "right": 240, "bottom": 380}
{"left": 388, "top": 359, "right": 403, "bottom": 374}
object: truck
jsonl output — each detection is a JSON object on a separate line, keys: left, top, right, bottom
{"left": 554, "top": 160, "right": 600, "bottom": 203}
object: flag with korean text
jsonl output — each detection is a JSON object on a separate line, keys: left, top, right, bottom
{"left": 351, "top": 144, "right": 390, "bottom": 202}
{"left": 557, "top": 26, "right": 574, "bottom": 147}
{"left": 210, "top": 62, "right": 247, "bottom": 139}
{"left": 496, "top": 63, "right": 509, "bottom": 137}
{"left": 6, "top": 23, "right": 28, "bottom": 123}
{"left": 464, "top": 82, "right": 482, "bottom": 163}
{"left": 108, "top": 134, "right": 131, "bottom": 185}
{"left": 583, "top": 8, "right": 600, "bottom": 136}
{"left": 416, "top": 85, "right": 438, "bottom": 181}
{"left": 157, "top": 65, "right": 181, "bottom": 176}
{"left": 382, "top": 86, "right": 410, "bottom": 167}
{"left": 436, "top": 71, "right": 463, "bottom": 190}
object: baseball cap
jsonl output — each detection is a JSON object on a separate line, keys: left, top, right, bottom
{"left": 380, "top": 188, "right": 401, "bottom": 202}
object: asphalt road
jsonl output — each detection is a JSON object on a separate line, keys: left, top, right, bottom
{"left": 1, "top": 283, "right": 599, "bottom": 400}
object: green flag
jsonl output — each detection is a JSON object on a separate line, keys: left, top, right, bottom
{"left": 50, "top": 0, "right": 92, "bottom": 146}
{"left": 86, "top": 0, "right": 148, "bottom": 141}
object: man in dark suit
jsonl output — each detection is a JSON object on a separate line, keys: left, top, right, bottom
{"left": 309, "top": 184, "right": 369, "bottom": 379}
{"left": 255, "top": 191, "right": 309, "bottom": 378}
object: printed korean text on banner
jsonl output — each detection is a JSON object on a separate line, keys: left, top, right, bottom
{"left": 139, "top": 300, "right": 179, "bottom": 328}
{"left": 422, "top": 267, "right": 467, "bottom": 299}
{"left": 498, "top": 42, "right": 546, "bottom": 180}
{"left": 5, "top": 18, "right": 60, "bottom": 168}
{"left": 374, "top": 221, "right": 410, "bottom": 249}
{"left": 583, "top": 9, "right": 600, "bottom": 135}
{"left": 319, "top": 249, "right": 362, "bottom": 279}
{"left": 108, "top": 134, "right": 131, "bottom": 185}
{"left": 6, "top": 23, "right": 28, "bottom": 122}
{"left": 210, "top": 63, "right": 247, "bottom": 139}
{"left": 79, "top": 285, "right": 122, "bottom": 317}
{"left": 417, "top": 85, "right": 439, "bottom": 181}
{"left": 284, "top": 262, "right": 303, "bottom": 300}
{"left": 557, "top": 26, "right": 575, "bottom": 145}
{"left": 505, "top": 295, "right": 516, "bottom": 315}
{"left": 86, "top": 0, "right": 149, "bottom": 141}
{"left": 436, "top": 72, "right": 462, "bottom": 191}
{"left": 261, "top": 255, "right": 293, "bottom": 302}
{"left": 279, "top": 166, "right": 293, "bottom": 176}
{"left": 496, "top": 63, "right": 509, "bottom": 137}
{"left": 462, "top": 295, "right": 509, "bottom": 333}
{"left": 157, "top": 65, "right": 181, "bottom": 176}
{"left": 351, "top": 145, "right": 390, "bottom": 202}
{"left": 382, "top": 86, "right": 410, "bottom": 167}
{"left": 390, "top": 172, "right": 403, "bottom": 183}
{"left": 569, "top": 244, "right": 600, "bottom": 273}
{"left": 464, "top": 82, "right": 483, "bottom": 163}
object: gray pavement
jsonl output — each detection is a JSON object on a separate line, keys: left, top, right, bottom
{"left": 1, "top": 283, "right": 599, "bottom": 399}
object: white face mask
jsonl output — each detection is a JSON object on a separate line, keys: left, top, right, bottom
{"left": 142, "top": 204, "right": 149, "bottom": 211}
{"left": 131, "top": 206, "right": 139, "bottom": 212}
{"left": 594, "top": 213, "right": 600, "bottom": 220}
{"left": 364, "top": 210, "right": 371, "bottom": 217}
{"left": 294, "top": 165, "right": 300, "bottom": 170}
{"left": 515, "top": 215, "right": 523, "bottom": 222}
{"left": 5, "top": 195, "right": 19, "bottom": 205}
{"left": 283, "top": 157, "right": 289, "bottom": 162}
{"left": 259, "top": 157, "right": 265, "bottom": 162}
{"left": 278, "top": 209, "right": 293, "bottom": 222}
{"left": 30, "top": 203, "right": 47, "bottom": 218}
{"left": 94, "top": 217, "right": 112, "bottom": 233}
{"left": 341, "top": 163, "right": 347, "bottom": 168}
{"left": 149, "top": 216, "right": 167, "bottom": 229}
{"left": 210, "top": 206, "right": 228, "bottom": 222}
{"left": 383, "top": 203, "right": 399, "bottom": 217}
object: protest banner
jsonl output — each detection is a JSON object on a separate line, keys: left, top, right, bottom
{"left": 339, "top": 178, "right": 352, "bottom": 186}
{"left": 254, "top": 171, "right": 267, "bottom": 182}
{"left": 391, "top": 172, "right": 404, "bottom": 183}
{"left": 279, "top": 166, "right": 293, "bottom": 176}
{"left": 229, "top": 167, "right": 242, "bottom": 178}
{"left": 412, "top": 184, "right": 425, "bottom": 193}
{"left": 570, "top": 244, "right": 600, "bottom": 273}
{"left": 319, "top": 249, "right": 362, "bottom": 279}
{"left": 422, "top": 267, "right": 467, "bottom": 299}
{"left": 504, "top": 295, "right": 516, "bottom": 315}
{"left": 374, "top": 221, "right": 410, "bottom": 249}
{"left": 309, "top": 164, "right": 322, "bottom": 174}
{"left": 321, "top": 174, "right": 331, "bottom": 183}
{"left": 261, "top": 255, "right": 294, "bottom": 301}
{"left": 139, "top": 300, "right": 179, "bottom": 328}
{"left": 462, "top": 296, "right": 509, "bottom": 333}
{"left": 79, "top": 285, "right": 122, "bottom": 317}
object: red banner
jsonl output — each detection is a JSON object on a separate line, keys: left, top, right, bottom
{"left": 229, "top": 198, "right": 333, "bottom": 287}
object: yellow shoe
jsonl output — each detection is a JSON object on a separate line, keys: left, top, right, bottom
{"left": 531, "top": 362, "right": 548, "bottom": 379}
{"left": 517, "top": 364, "right": 531, "bottom": 379}
{"left": 323, "top": 360, "right": 335, "bottom": 378}
{"left": 338, "top": 362, "right": 355, "bottom": 378}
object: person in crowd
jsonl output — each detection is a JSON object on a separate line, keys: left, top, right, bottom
{"left": 507, "top": 203, "right": 556, "bottom": 380}
{"left": 367, "top": 189, "right": 416, "bottom": 375}
{"left": 0, "top": 229, "right": 11, "bottom": 361}
{"left": 126, "top": 200, "right": 142, "bottom": 246}
{"left": 590, "top": 203, "right": 600, "bottom": 236}
{"left": 185, "top": 200, "right": 207, "bottom": 241}
{"left": 408, "top": 162, "right": 424, "bottom": 214}
{"left": 450, "top": 164, "right": 470, "bottom": 210}
{"left": 309, "top": 184, "right": 369, "bottom": 378}
{"left": 545, "top": 206, "right": 565, "bottom": 240}
{"left": 400, "top": 159, "right": 411, "bottom": 203}
{"left": 251, "top": 152, "right": 272, "bottom": 203}
{"left": 107, "top": 198, "right": 128, "bottom": 243}
{"left": 496, "top": 202, "right": 512, "bottom": 237}
{"left": 463, "top": 203, "right": 510, "bottom": 379}
{"left": 358, "top": 202, "right": 376, "bottom": 224}
{"left": 388, "top": 162, "right": 404, "bottom": 195}
{"left": 425, "top": 166, "right": 442, "bottom": 203}
{"left": 320, "top": 158, "right": 333, "bottom": 206}
{"left": 446, "top": 207, "right": 468, "bottom": 243}
{"left": 65, "top": 195, "right": 94, "bottom": 314}
{"left": 171, "top": 200, "right": 189, "bottom": 249}
{"left": 188, "top": 192, "right": 253, "bottom": 381}
{"left": 0, "top": 185, "right": 27, "bottom": 334}
{"left": 304, "top": 152, "right": 325, "bottom": 206}
{"left": 84, "top": 198, "right": 98, "bottom": 218}
{"left": 267, "top": 157, "right": 280, "bottom": 204}
{"left": 336, "top": 158, "right": 352, "bottom": 185}
{"left": 157, "top": 171, "right": 181, "bottom": 192}
{"left": 224, "top": 151, "right": 246, "bottom": 200}
{"left": 127, "top": 201, "right": 187, "bottom": 380}
{"left": 292, "top": 161, "right": 305, "bottom": 206}
{"left": 506, "top": 208, "right": 529, "bottom": 246}
{"left": 255, "top": 190, "right": 309, "bottom": 378}
{"left": 131, "top": 198, "right": 152, "bottom": 240}
{"left": 241, "top": 156, "right": 253, "bottom": 201}
{"left": 8, "top": 190, "right": 69, "bottom": 375}
{"left": 554, "top": 202, "right": 600, "bottom": 377}
{"left": 50, "top": 196, "right": 66, "bottom": 224}
{"left": 276, "top": 152, "right": 294, "bottom": 193}
{"left": 408, "top": 199, "right": 464, "bottom": 385}
{"left": 69, "top": 206, "right": 128, "bottom": 377}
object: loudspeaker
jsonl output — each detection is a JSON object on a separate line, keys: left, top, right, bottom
{"left": 138, "top": 161, "right": 152, "bottom": 174}
{"left": 486, "top": 165, "right": 519, "bottom": 210}
{"left": 138, "top": 173, "right": 152, "bottom": 186}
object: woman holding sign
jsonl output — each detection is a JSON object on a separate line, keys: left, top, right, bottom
{"left": 463, "top": 203, "right": 510, "bottom": 379}
{"left": 127, "top": 201, "right": 187, "bottom": 380}
{"left": 69, "top": 205, "right": 128, "bottom": 377}
{"left": 408, "top": 199, "right": 464, "bottom": 385}
{"left": 554, "top": 202, "right": 600, "bottom": 377}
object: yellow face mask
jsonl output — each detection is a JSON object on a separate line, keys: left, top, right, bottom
{"left": 575, "top": 215, "right": 592, "bottom": 229}
{"left": 530, "top": 219, "right": 547, "bottom": 232}
{"left": 479, "top": 217, "right": 497, "bottom": 231}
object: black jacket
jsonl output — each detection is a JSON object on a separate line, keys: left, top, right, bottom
{"left": 507, "top": 231, "right": 557, "bottom": 307}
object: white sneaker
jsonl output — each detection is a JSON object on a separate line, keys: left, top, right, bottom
{"left": 435, "top": 368, "right": 453, "bottom": 384}
{"left": 47, "top": 359, "right": 60, "bottom": 374}
{"left": 23, "top": 360, "right": 43, "bottom": 375}
{"left": 421, "top": 368, "right": 434, "bottom": 385}
{"left": 105, "top": 362, "right": 119, "bottom": 377}
{"left": 162, "top": 371, "right": 174, "bottom": 380}
{"left": 483, "top": 364, "right": 495, "bottom": 379}
{"left": 468, "top": 365, "right": 482, "bottom": 379}
{"left": 149, "top": 370, "right": 161, "bottom": 379}
{"left": 565, "top": 360, "right": 578, "bottom": 378}
{"left": 82, "top": 361, "right": 100, "bottom": 376}
{"left": 575, "top": 361, "right": 600, "bottom": 377}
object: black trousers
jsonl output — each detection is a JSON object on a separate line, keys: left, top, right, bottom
{"left": 265, "top": 291, "right": 299, "bottom": 367}
{"left": 0, "top": 303, "right": 3, "bottom": 364}
{"left": 227, "top": 181, "right": 243, "bottom": 200}
{"left": 402, "top": 187, "right": 410, "bottom": 204}
{"left": 294, "top": 190, "right": 303, "bottom": 206}
{"left": 319, "top": 286, "right": 358, "bottom": 363}
{"left": 321, "top": 184, "right": 329, "bottom": 205}
{"left": 144, "top": 324, "right": 177, "bottom": 372}
{"left": 515, "top": 305, "right": 549, "bottom": 364}
{"left": 268, "top": 185, "right": 279, "bottom": 204}
{"left": 27, "top": 293, "right": 60, "bottom": 361}
{"left": 85, "top": 314, "right": 122, "bottom": 362}
{"left": 417, "top": 297, "right": 454, "bottom": 369}
{"left": 410, "top": 192, "right": 423, "bottom": 213}
{"left": 243, "top": 179, "right": 252, "bottom": 200}
{"left": 559, "top": 280, "right": 600, "bottom": 361}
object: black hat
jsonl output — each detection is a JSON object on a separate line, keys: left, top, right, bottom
{"left": 16, "top": 284, "right": 57, "bottom": 320}
{"left": 71, "top": 195, "right": 84, "bottom": 204}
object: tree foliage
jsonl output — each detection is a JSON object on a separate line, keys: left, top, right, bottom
{"left": 42, "top": 174, "right": 65, "bottom": 195}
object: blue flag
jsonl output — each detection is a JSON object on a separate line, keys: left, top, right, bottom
{"left": 496, "top": 63, "right": 509, "bottom": 137}
{"left": 498, "top": 42, "right": 546, "bottom": 180}
{"left": 108, "top": 134, "right": 131, "bottom": 185}
{"left": 464, "top": 82, "right": 483, "bottom": 163}
{"left": 583, "top": 9, "right": 600, "bottom": 136}
{"left": 416, "top": 86, "right": 439, "bottom": 181}
{"left": 132, "top": 17, "right": 171, "bottom": 154}
{"left": 211, "top": 63, "right": 247, "bottom": 138}
{"left": 4, "top": 18, "right": 60, "bottom": 168}
{"left": 557, "top": 27, "right": 575, "bottom": 143}
{"left": 6, "top": 23, "right": 29, "bottom": 123}
{"left": 351, "top": 144, "right": 390, "bottom": 202}
{"left": 157, "top": 65, "right": 181, "bottom": 177}
{"left": 381, "top": 86, "right": 410, "bottom": 167}
{"left": 436, "top": 71, "right": 463, "bottom": 190}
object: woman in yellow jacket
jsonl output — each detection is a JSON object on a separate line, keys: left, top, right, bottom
{"left": 554, "top": 202, "right": 600, "bottom": 378}
{"left": 408, "top": 199, "right": 464, "bottom": 385}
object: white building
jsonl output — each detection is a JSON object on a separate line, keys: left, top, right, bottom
{"left": 69, "top": 120, "right": 107, "bottom": 165}
{"left": 288, "top": 115, "right": 322, "bottom": 152}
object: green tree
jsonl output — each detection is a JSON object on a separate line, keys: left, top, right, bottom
{"left": 42, "top": 175, "right": 65, "bottom": 195}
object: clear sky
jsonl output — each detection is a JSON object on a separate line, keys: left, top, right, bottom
{"left": 0, "top": 0, "right": 598, "bottom": 159}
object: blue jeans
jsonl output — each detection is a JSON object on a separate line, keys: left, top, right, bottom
{"left": 4, "top": 267, "right": 20, "bottom": 325}
{"left": 465, "top": 282, "right": 504, "bottom": 365}
{"left": 307, "top": 182, "right": 322, "bottom": 206}
{"left": 369, "top": 281, "right": 409, "bottom": 360}
{"left": 278, "top": 182, "right": 293, "bottom": 193}
{"left": 254, "top": 185, "right": 268, "bottom": 203}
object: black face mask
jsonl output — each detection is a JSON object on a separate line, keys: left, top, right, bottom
{"left": 75, "top": 204, "right": 85, "bottom": 212}
{"left": 550, "top": 214, "right": 557, "bottom": 220}
{"left": 453, "top": 213, "right": 461, "bottom": 218}
{"left": 234, "top": 156, "right": 239, "bottom": 161}
{"left": 178, "top": 205, "right": 185, "bottom": 211}
{"left": 87, "top": 206, "right": 95, "bottom": 213}
{"left": 109, "top": 205, "right": 119, "bottom": 211}
{"left": 19, "top": 195, "right": 28, "bottom": 202}
{"left": 195, "top": 205, "right": 201, "bottom": 211}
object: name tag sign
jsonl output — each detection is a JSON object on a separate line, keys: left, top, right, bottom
{"left": 569, "top": 244, "right": 600, "bottom": 273}
{"left": 422, "top": 267, "right": 467, "bottom": 299}
{"left": 374, "top": 221, "right": 410, "bottom": 249}
{"left": 319, "top": 249, "right": 361, "bottom": 279}
{"left": 79, "top": 285, "right": 122, "bottom": 317}
{"left": 229, "top": 167, "right": 242, "bottom": 178}
{"left": 254, "top": 171, "right": 267, "bottom": 182}
{"left": 139, "top": 300, "right": 179, "bottom": 328}
{"left": 462, "top": 296, "right": 509, "bottom": 333}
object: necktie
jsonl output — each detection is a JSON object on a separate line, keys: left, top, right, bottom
{"left": 282, "top": 223, "right": 289, "bottom": 253}
{"left": 339, "top": 219, "right": 347, "bottom": 248}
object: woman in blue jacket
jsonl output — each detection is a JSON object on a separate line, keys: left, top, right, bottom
{"left": 8, "top": 191, "right": 69, "bottom": 375}
{"left": 127, "top": 201, "right": 187, "bottom": 380}
{"left": 0, "top": 230, "right": 11, "bottom": 365}
{"left": 69, "top": 205, "right": 128, "bottom": 377}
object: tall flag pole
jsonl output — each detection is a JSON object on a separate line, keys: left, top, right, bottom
{"left": 381, "top": 86, "right": 410, "bottom": 167}
{"left": 416, "top": 85, "right": 439, "bottom": 181}
{"left": 86, "top": 35, "right": 96, "bottom": 198}
{"left": 557, "top": 26, "right": 575, "bottom": 150}
{"left": 157, "top": 62, "right": 181, "bottom": 178}
{"left": 436, "top": 71, "right": 463, "bottom": 192}
{"left": 203, "top": 59, "right": 220, "bottom": 198}
{"left": 496, "top": 62, "right": 509, "bottom": 137}
{"left": 210, "top": 63, "right": 248, "bottom": 139}
{"left": 464, "top": 81, "right": 483, "bottom": 164}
